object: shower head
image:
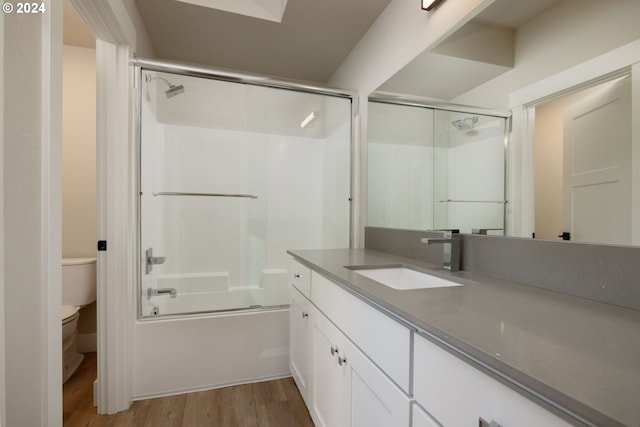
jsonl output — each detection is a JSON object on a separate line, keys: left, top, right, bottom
{"left": 145, "top": 74, "right": 185, "bottom": 98}
{"left": 164, "top": 84, "right": 185, "bottom": 98}
{"left": 451, "top": 116, "right": 478, "bottom": 131}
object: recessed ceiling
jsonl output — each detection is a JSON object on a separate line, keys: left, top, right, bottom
{"left": 134, "top": 0, "right": 392, "bottom": 84}
{"left": 176, "top": 0, "right": 289, "bottom": 23}
{"left": 378, "top": 0, "right": 565, "bottom": 100}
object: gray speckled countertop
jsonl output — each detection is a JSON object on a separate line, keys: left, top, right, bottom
{"left": 288, "top": 248, "right": 640, "bottom": 427}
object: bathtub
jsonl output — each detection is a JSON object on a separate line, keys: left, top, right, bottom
{"left": 134, "top": 269, "right": 291, "bottom": 399}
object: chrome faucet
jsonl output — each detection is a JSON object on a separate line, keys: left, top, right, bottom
{"left": 421, "top": 230, "right": 461, "bottom": 272}
{"left": 147, "top": 287, "right": 177, "bottom": 299}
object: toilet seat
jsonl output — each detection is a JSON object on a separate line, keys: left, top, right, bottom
{"left": 62, "top": 305, "right": 79, "bottom": 325}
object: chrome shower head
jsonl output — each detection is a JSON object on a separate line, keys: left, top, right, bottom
{"left": 451, "top": 116, "right": 478, "bottom": 131}
{"left": 164, "top": 84, "right": 185, "bottom": 98}
{"left": 145, "top": 74, "right": 185, "bottom": 98}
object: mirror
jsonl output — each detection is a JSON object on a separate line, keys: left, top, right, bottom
{"left": 533, "top": 75, "right": 635, "bottom": 245}
{"left": 367, "top": 99, "right": 507, "bottom": 235}
{"left": 366, "top": 0, "right": 640, "bottom": 246}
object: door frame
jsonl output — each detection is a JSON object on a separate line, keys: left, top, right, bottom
{"left": 508, "top": 39, "right": 640, "bottom": 242}
{"left": 69, "top": 0, "right": 138, "bottom": 414}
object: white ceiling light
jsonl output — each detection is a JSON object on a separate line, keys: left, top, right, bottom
{"left": 176, "top": 0, "right": 289, "bottom": 23}
{"left": 421, "top": 0, "right": 443, "bottom": 11}
{"left": 300, "top": 112, "right": 317, "bottom": 129}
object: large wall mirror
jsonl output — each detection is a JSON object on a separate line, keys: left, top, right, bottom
{"left": 367, "top": 99, "right": 508, "bottom": 235}
{"left": 365, "top": 0, "right": 640, "bottom": 246}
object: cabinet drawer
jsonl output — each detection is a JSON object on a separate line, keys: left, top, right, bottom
{"left": 312, "top": 271, "right": 411, "bottom": 392}
{"left": 413, "top": 335, "right": 572, "bottom": 427}
{"left": 288, "top": 258, "right": 311, "bottom": 298}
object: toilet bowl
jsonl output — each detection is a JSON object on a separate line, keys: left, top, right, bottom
{"left": 62, "top": 257, "right": 96, "bottom": 383}
{"left": 62, "top": 305, "right": 83, "bottom": 383}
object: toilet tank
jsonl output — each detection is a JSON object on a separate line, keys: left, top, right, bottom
{"left": 62, "top": 257, "right": 97, "bottom": 307}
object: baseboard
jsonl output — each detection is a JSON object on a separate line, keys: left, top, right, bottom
{"left": 132, "top": 372, "right": 293, "bottom": 401}
{"left": 78, "top": 332, "right": 97, "bottom": 353}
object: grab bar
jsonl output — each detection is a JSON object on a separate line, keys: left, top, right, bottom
{"left": 152, "top": 191, "right": 258, "bottom": 199}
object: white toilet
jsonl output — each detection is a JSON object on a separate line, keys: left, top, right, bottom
{"left": 62, "top": 257, "right": 97, "bottom": 383}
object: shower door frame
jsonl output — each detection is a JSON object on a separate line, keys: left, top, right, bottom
{"left": 134, "top": 58, "right": 359, "bottom": 319}
{"left": 367, "top": 94, "right": 511, "bottom": 234}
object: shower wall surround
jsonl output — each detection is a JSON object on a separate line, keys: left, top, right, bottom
{"left": 140, "top": 70, "right": 352, "bottom": 317}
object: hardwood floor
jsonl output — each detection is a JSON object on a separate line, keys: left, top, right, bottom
{"left": 63, "top": 353, "right": 314, "bottom": 427}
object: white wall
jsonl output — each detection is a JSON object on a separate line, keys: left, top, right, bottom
{"left": 63, "top": 45, "right": 98, "bottom": 349}
{"left": 454, "top": 0, "right": 640, "bottom": 110}
{"left": 3, "top": 2, "right": 63, "bottom": 426}
{"left": 63, "top": 45, "right": 97, "bottom": 257}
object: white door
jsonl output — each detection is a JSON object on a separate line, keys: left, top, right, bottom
{"left": 563, "top": 76, "right": 632, "bottom": 244}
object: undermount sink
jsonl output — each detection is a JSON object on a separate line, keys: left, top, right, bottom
{"left": 346, "top": 265, "right": 463, "bottom": 290}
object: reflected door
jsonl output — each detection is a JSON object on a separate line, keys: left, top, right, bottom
{"left": 563, "top": 76, "right": 631, "bottom": 244}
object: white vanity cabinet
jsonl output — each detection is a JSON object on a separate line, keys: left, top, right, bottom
{"left": 310, "top": 305, "right": 411, "bottom": 427}
{"left": 413, "top": 334, "right": 573, "bottom": 427}
{"left": 288, "top": 260, "right": 412, "bottom": 427}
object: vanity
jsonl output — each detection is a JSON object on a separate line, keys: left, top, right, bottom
{"left": 287, "top": 230, "right": 640, "bottom": 427}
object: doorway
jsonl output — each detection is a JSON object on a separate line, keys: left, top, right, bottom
{"left": 533, "top": 75, "right": 633, "bottom": 244}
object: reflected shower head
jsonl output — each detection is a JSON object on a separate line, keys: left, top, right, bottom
{"left": 451, "top": 116, "right": 478, "bottom": 131}
{"left": 145, "top": 74, "right": 185, "bottom": 98}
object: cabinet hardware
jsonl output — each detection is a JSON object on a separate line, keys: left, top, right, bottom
{"left": 338, "top": 356, "right": 347, "bottom": 366}
{"left": 294, "top": 273, "right": 301, "bottom": 278}
{"left": 331, "top": 346, "right": 339, "bottom": 356}
{"left": 302, "top": 312, "right": 309, "bottom": 319}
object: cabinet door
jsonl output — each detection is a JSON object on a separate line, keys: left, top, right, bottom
{"left": 310, "top": 307, "right": 411, "bottom": 427}
{"left": 412, "top": 403, "right": 440, "bottom": 427}
{"left": 289, "top": 286, "right": 312, "bottom": 405}
{"left": 346, "top": 334, "right": 411, "bottom": 427}
{"left": 311, "top": 308, "right": 350, "bottom": 427}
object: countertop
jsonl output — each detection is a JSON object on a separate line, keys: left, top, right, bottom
{"left": 288, "top": 248, "right": 640, "bottom": 427}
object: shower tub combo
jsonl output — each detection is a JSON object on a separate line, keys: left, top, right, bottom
{"left": 134, "top": 60, "right": 354, "bottom": 399}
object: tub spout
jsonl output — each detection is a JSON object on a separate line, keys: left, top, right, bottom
{"left": 147, "top": 287, "right": 177, "bottom": 299}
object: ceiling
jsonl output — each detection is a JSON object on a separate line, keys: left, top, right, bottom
{"left": 64, "top": 0, "right": 564, "bottom": 94}
{"left": 134, "top": 0, "right": 391, "bottom": 83}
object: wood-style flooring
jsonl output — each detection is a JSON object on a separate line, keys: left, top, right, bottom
{"left": 63, "top": 352, "right": 314, "bottom": 427}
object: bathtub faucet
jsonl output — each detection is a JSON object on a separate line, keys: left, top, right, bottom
{"left": 147, "top": 287, "right": 177, "bottom": 299}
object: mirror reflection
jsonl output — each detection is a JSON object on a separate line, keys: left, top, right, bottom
{"left": 367, "top": 99, "right": 507, "bottom": 234}
{"left": 534, "top": 75, "right": 634, "bottom": 245}
{"left": 367, "top": 0, "right": 640, "bottom": 246}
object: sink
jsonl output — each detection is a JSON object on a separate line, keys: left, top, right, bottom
{"left": 347, "top": 265, "right": 463, "bottom": 290}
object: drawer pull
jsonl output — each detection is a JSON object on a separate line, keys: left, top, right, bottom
{"left": 338, "top": 356, "right": 347, "bottom": 366}
{"left": 479, "top": 418, "right": 501, "bottom": 427}
{"left": 294, "top": 273, "right": 301, "bottom": 279}
{"left": 330, "top": 346, "right": 338, "bottom": 356}
{"left": 302, "top": 312, "right": 309, "bottom": 319}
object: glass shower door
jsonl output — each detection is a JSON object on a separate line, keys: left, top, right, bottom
{"left": 139, "top": 70, "right": 352, "bottom": 318}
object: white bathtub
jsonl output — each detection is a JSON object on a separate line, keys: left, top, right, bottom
{"left": 135, "top": 269, "right": 291, "bottom": 399}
